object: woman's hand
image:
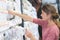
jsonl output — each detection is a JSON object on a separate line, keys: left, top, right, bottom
{"left": 25, "top": 29, "right": 33, "bottom": 38}
{"left": 25, "top": 29, "right": 36, "bottom": 40}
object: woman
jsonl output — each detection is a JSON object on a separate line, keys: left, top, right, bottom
{"left": 7, "top": 4, "right": 59, "bottom": 40}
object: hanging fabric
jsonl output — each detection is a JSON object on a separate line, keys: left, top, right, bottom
{"left": 20, "top": 0, "right": 25, "bottom": 40}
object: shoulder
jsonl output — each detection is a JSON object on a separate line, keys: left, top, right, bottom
{"left": 50, "top": 25, "right": 59, "bottom": 36}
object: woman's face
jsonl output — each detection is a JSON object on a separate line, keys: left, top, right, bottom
{"left": 41, "top": 10, "right": 51, "bottom": 20}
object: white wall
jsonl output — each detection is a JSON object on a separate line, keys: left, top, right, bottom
{"left": 42, "top": 0, "right": 56, "bottom": 4}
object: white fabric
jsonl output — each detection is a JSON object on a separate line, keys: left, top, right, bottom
{"left": 0, "top": 26, "right": 25, "bottom": 40}
{"left": 0, "top": 0, "right": 39, "bottom": 40}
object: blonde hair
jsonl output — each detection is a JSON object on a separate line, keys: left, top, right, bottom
{"left": 42, "top": 4, "right": 60, "bottom": 28}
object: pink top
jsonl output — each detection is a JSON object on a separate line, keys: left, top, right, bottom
{"left": 33, "top": 18, "right": 59, "bottom": 40}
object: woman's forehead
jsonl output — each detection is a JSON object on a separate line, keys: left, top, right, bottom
{"left": 42, "top": 10, "right": 47, "bottom": 15}
{"left": 42, "top": 10, "right": 45, "bottom": 13}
